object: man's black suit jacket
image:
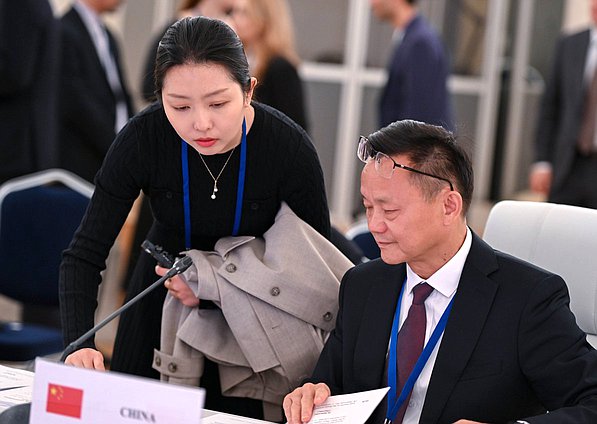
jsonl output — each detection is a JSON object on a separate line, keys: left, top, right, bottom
{"left": 58, "top": 7, "right": 133, "bottom": 183}
{"left": 312, "top": 233, "right": 597, "bottom": 423}
{"left": 535, "top": 29, "right": 590, "bottom": 195}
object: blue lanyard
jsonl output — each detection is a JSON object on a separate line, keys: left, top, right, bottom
{"left": 386, "top": 280, "right": 455, "bottom": 422}
{"left": 181, "top": 118, "right": 247, "bottom": 249}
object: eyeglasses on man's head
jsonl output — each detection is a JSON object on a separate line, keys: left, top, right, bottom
{"left": 357, "top": 136, "right": 454, "bottom": 191}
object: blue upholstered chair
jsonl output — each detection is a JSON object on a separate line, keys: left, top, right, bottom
{"left": 0, "top": 169, "right": 93, "bottom": 361}
{"left": 345, "top": 220, "right": 380, "bottom": 261}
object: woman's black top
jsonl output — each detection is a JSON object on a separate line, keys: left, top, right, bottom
{"left": 59, "top": 101, "right": 331, "bottom": 382}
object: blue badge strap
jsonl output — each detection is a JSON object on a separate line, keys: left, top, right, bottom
{"left": 180, "top": 118, "right": 247, "bottom": 247}
{"left": 181, "top": 142, "right": 191, "bottom": 250}
{"left": 386, "top": 282, "right": 455, "bottom": 422}
{"left": 231, "top": 118, "right": 247, "bottom": 236}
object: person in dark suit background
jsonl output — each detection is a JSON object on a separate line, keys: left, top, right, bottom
{"left": 0, "top": 0, "right": 60, "bottom": 184}
{"left": 284, "top": 120, "right": 597, "bottom": 424}
{"left": 529, "top": 0, "right": 597, "bottom": 208}
{"left": 371, "top": 0, "right": 453, "bottom": 131}
{"left": 58, "top": 0, "right": 134, "bottom": 183}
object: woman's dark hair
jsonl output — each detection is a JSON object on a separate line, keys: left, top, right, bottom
{"left": 367, "top": 120, "right": 474, "bottom": 215}
{"left": 154, "top": 16, "right": 251, "bottom": 100}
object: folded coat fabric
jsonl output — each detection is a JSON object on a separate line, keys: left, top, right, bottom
{"left": 153, "top": 203, "right": 353, "bottom": 419}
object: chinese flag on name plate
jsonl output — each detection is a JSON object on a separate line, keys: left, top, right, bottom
{"left": 46, "top": 383, "right": 84, "bottom": 419}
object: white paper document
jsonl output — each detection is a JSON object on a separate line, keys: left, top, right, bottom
{"left": 307, "top": 387, "right": 389, "bottom": 424}
{"left": 0, "top": 364, "right": 33, "bottom": 390}
{"left": 0, "top": 365, "right": 34, "bottom": 413}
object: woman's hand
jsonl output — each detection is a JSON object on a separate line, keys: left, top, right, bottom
{"left": 64, "top": 348, "right": 105, "bottom": 371}
{"left": 156, "top": 265, "right": 199, "bottom": 307}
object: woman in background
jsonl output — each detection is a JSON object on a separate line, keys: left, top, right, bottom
{"left": 232, "top": 0, "right": 367, "bottom": 265}
{"left": 140, "top": 0, "right": 235, "bottom": 102}
{"left": 231, "top": 0, "right": 308, "bottom": 131}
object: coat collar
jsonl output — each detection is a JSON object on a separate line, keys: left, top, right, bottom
{"left": 353, "top": 260, "right": 406, "bottom": 390}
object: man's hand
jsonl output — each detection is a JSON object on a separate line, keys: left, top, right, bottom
{"left": 64, "top": 347, "right": 105, "bottom": 371}
{"left": 283, "top": 382, "right": 331, "bottom": 424}
{"left": 529, "top": 167, "right": 552, "bottom": 195}
{"left": 453, "top": 420, "right": 487, "bottom": 423}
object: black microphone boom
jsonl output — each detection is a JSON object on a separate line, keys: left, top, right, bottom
{"left": 59, "top": 256, "right": 193, "bottom": 362}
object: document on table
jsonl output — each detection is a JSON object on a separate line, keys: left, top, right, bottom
{"left": 306, "top": 387, "right": 389, "bottom": 424}
{"left": 0, "top": 364, "right": 34, "bottom": 413}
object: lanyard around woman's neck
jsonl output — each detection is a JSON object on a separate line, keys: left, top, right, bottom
{"left": 386, "top": 279, "right": 455, "bottom": 423}
{"left": 181, "top": 118, "right": 247, "bottom": 249}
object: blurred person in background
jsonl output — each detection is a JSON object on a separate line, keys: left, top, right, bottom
{"left": 231, "top": 0, "right": 308, "bottom": 131}
{"left": 370, "top": 0, "right": 454, "bottom": 131}
{"left": 529, "top": 0, "right": 597, "bottom": 208}
{"left": 0, "top": 0, "right": 60, "bottom": 184}
{"left": 232, "top": 0, "right": 368, "bottom": 264}
{"left": 58, "top": 0, "right": 134, "bottom": 183}
{"left": 140, "top": 0, "right": 235, "bottom": 103}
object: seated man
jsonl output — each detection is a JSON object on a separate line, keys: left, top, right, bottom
{"left": 284, "top": 120, "right": 597, "bottom": 424}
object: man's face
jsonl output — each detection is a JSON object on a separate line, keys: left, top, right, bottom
{"left": 95, "top": 0, "right": 123, "bottom": 13}
{"left": 369, "top": 0, "right": 394, "bottom": 22}
{"left": 360, "top": 156, "right": 448, "bottom": 266}
{"left": 592, "top": 0, "right": 597, "bottom": 25}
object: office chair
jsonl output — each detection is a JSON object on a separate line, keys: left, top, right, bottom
{"left": 483, "top": 200, "right": 597, "bottom": 348}
{"left": 345, "top": 220, "right": 380, "bottom": 261}
{"left": 0, "top": 169, "right": 93, "bottom": 361}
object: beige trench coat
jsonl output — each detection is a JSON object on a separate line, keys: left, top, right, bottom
{"left": 153, "top": 203, "right": 353, "bottom": 420}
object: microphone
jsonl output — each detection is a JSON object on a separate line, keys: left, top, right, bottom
{"left": 0, "top": 257, "right": 193, "bottom": 424}
{"left": 59, "top": 255, "right": 193, "bottom": 362}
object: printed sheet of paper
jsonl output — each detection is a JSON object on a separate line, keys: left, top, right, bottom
{"left": 0, "top": 364, "right": 34, "bottom": 412}
{"left": 308, "top": 387, "right": 389, "bottom": 424}
{"left": 0, "top": 364, "right": 33, "bottom": 390}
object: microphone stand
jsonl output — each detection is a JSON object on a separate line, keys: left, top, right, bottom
{"left": 0, "top": 257, "right": 193, "bottom": 424}
{"left": 60, "top": 255, "right": 193, "bottom": 362}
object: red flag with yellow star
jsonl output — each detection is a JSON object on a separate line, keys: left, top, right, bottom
{"left": 46, "top": 383, "right": 83, "bottom": 418}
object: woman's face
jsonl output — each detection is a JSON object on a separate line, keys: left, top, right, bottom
{"left": 231, "top": 0, "right": 263, "bottom": 46}
{"left": 161, "top": 62, "right": 254, "bottom": 155}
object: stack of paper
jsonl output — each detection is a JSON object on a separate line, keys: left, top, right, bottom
{"left": 0, "top": 364, "right": 33, "bottom": 413}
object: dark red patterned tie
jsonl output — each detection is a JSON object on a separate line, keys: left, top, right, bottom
{"left": 394, "top": 282, "right": 434, "bottom": 423}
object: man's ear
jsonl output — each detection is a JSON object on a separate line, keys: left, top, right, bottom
{"left": 443, "top": 189, "right": 463, "bottom": 224}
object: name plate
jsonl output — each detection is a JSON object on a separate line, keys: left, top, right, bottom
{"left": 30, "top": 359, "right": 205, "bottom": 423}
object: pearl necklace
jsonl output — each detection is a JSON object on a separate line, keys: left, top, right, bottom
{"left": 198, "top": 148, "right": 235, "bottom": 200}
